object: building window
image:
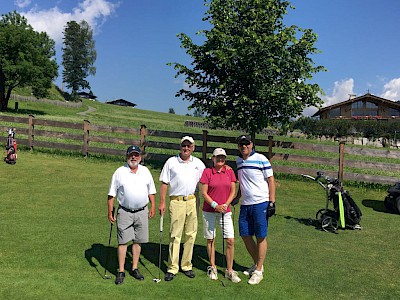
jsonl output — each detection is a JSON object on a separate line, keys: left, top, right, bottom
{"left": 366, "top": 101, "right": 377, "bottom": 109}
{"left": 329, "top": 107, "right": 341, "bottom": 118}
{"left": 352, "top": 101, "right": 364, "bottom": 116}
{"left": 365, "top": 101, "right": 378, "bottom": 116}
{"left": 389, "top": 108, "right": 400, "bottom": 117}
{"left": 351, "top": 100, "right": 378, "bottom": 117}
{"left": 352, "top": 101, "right": 363, "bottom": 109}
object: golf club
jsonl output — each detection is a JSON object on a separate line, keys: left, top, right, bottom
{"left": 220, "top": 213, "right": 226, "bottom": 287}
{"left": 104, "top": 207, "right": 115, "bottom": 279}
{"left": 153, "top": 214, "right": 163, "bottom": 283}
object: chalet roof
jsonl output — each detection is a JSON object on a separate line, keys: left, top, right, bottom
{"left": 105, "top": 99, "right": 137, "bottom": 107}
{"left": 78, "top": 91, "right": 97, "bottom": 99}
{"left": 312, "top": 93, "right": 400, "bottom": 117}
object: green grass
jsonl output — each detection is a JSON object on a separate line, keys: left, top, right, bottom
{"left": 0, "top": 150, "right": 399, "bottom": 299}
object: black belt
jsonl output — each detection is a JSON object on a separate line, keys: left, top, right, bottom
{"left": 119, "top": 205, "right": 147, "bottom": 213}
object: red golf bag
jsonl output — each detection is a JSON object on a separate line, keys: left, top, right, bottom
{"left": 4, "top": 128, "right": 17, "bottom": 164}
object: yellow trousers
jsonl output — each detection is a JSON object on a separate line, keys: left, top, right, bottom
{"left": 167, "top": 197, "right": 197, "bottom": 274}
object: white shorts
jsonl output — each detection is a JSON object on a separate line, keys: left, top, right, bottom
{"left": 202, "top": 211, "right": 234, "bottom": 239}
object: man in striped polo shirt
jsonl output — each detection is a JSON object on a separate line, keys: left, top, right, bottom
{"left": 234, "top": 135, "right": 276, "bottom": 285}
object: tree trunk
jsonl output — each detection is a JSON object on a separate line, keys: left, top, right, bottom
{"left": 0, "top": 78, "right": 7, "bottom": 111}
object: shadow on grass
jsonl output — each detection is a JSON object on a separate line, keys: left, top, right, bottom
{"left": 362, "top": 199, "right": 389, "bottom": 213}
{"left": 283, "top": 214, "right": 321, "bottom": 230}
{"left": 85, "top": 242, "right": 246, "bottom": 280}
{"left": 4, "top": 107, "right": 47, "bottom": 115}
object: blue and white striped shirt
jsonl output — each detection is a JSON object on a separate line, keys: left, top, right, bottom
{"left": 236, "top": 151, "right": 274, "bottom": 205}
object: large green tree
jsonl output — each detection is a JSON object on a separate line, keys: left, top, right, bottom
{"left": 62, "top": 20, "right": 96, "bottom": 100}
{"left": 171, "top": 0, "right": 326, "bottom": 139}
{"left": 0, "top": 11, "right": 58, "bottom": 111}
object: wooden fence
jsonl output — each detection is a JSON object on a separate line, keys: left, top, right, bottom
{"left": 1, "top": 114, "right": 400, "bottom": 185}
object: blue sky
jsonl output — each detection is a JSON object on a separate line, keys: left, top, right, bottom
{"left": 2, "top": 0, "right": 400, "bottom": 116}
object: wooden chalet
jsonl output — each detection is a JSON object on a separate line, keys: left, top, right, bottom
{"left": 78, "top": 91, "right": 97, "bottom": 100}
{"left": 313, "top": 93, "right": 400, "bottom": 120}
{"left": 106, "top": 99, "right": 137, "bottom": 108}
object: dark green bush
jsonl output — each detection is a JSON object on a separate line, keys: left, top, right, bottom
{"left": 292, "top": 117, "right": 400, "bottom": 139}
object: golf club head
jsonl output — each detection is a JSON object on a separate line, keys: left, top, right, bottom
{"left": 152, "top": 278, "right": 161, "bottom": 283}
{"left": 104, "top": 274, "right": 112, "bottom": 279}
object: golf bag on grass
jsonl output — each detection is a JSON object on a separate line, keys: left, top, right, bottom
{"left": 384, "top": 182, "right": 400, "bottom": 214}
{"left": 4, "top": 128, "right": 17, "bottom": 165}
{"left": 302, "top": 171, "right": 362, "bottom": 233}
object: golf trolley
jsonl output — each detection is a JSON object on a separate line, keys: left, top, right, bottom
{"left": 4, "top": 128, "right": 17, "bottom": 164}
{"left": 302, "top": 171, "right": 362, "bottom": 233}
{"left": 384, "top": 182, "right": 400, "bottom": 214}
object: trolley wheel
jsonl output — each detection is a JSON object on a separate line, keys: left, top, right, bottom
{"left": 321, "top": 216, "right": 338, "bottom": 233}
{"left": 316, "top": 208, "right": 326, "bottom": 220}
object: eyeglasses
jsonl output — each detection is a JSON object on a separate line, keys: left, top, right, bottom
{"left": 239, "top": 142, "right": 251, "bottom": 146}
{"left": 181, "top": 144, "right": 193, "bottom": 148}
{"left": 214, "top": 155, "right": 226, "bottom": 161}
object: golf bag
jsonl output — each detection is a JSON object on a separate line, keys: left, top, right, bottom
{"left": 329, "top": 183, "right": 362, "bottom": 226}
{"left": 384, "top": 182, "right": 400, "bottom": 214}
{"left": 4, "top": 128, "right": 17, "bottom": 165}
{"left": 304, "top": 172, "right": 362, "bottom": 232}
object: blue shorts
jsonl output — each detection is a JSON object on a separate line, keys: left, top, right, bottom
{"left": 239, "top": 201, "right": 269, "bottom": 238}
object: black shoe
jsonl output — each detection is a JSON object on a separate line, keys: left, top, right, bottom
{"left": 115, "top": 272, "right": 125, "bottom": 285}
{"left": 183, "top": 270, "right": 195, "bottom": 278}
{"left": 164, "top": 272, "right": 175, "bottom": 281}
{"left": 131, "top": 269, "right": 144, "bottom": 281}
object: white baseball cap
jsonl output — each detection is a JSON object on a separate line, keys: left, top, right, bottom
{"left": 212, "top": 148, "right": 227, "bottom": 156}
{"left": 180, "top": 136, "right": 195, "bottom": 144}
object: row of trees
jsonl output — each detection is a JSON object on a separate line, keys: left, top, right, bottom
{"left": 0, "top": 11, "right": 96, "bottom": 111}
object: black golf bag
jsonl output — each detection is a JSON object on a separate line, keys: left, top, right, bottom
{"left": 4, "top": 128, "right": 17, "bottom": 164}
{"left": 330, "top": 185, "right": 362, "bottom": 226}
{"left": 384, "top": 182, "right": 400, "bottom": 214}
{"left": 317, "top": 175, "right": 362, "bottom": 231}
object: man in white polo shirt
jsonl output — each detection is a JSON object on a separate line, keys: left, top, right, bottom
{"left": 234, "top": 135, "right": 276, "bottom": 285}
{"left": 159, "top": 136, "right": 206, "bottom": 281}
{"left": 107, "top": 145, "right": 156, "bottom": 285}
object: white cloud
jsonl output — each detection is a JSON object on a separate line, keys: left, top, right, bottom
{"left": 15, "top": 0, "right": 31, "bottom": 8}
{"left": 380, "top": 78, "right": 400, "bottom": 101}
{"left": 21, "top": 0, "right": 119, "bottom": 45}
{"left": 320, "top": 78, "right": 355, "bottom": 107}
{"left": 302, "top": 78, "right": 355, "bottom": 117}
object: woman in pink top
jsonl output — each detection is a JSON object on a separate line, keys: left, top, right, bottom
{"left": 200, "top": 148, "right": 241, "bottom": 283}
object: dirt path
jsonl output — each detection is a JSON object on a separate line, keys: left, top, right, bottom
{"left": 77, "top": 105, "right": 97, "bottom": 116}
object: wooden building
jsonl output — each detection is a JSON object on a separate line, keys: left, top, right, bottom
{"left": 105, "top": 99, "right": 137, "bottom": 108}
{"left": 78, "top": 91, "right": 97, "bottom": 100}
{"left": 313, "top": 93, "right": 400, "bottom": 120}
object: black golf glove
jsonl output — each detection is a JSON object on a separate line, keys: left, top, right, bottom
{"left": 267, "top": 202, "right": 276, "bottom": 217}
{"left": 231, "top": 197, "right": 240, "bottom": 206}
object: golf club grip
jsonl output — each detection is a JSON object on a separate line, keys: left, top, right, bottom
{"left": 160, "top": 214, "right": 164, "bottom": 232}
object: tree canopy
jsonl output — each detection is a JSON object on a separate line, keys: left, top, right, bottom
{"left": 170, "top": 0, "right": 326, "bottom": 139}
{"left": 62, "top": 20, "right": 96, "bottom": 101}
{"left": 0, "top": 11, "right": 58, "bottom": 111}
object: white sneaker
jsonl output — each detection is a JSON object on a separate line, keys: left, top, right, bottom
{"left": 248, "top": 270, "right": 263, "bottom": 285}
{"left": 207, "top": 266, "right": 218, "bottom": 280}
{"left": 243, "top": 264, "right": 263, "bottom": 276}
{"left": 225, "top": 270, "right": 241, "bottom": 283}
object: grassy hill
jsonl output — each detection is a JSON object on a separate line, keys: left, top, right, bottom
{"left": 8, "top": 86, "right": 208, "bottom": 132}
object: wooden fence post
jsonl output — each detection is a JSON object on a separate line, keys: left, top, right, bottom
{"left": 140, "top": 125, "right": 147, "bottom": 164}
{"left": 140, "top": 124, "right": 147, "bottom": 152}
{"left": 338, "top": 141, "right": 345, "bottom": 181}
{"left": 268, "top": 135, "right": 274, "bottom": 160}
{"left": 28, "top": 114, "right": 35, "bottom": 150}
{"left": 82, "top": 120, "right": 90, "bottom": 156}
{"left": 202, "top": 130, "right": 208, "bottom": 162}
